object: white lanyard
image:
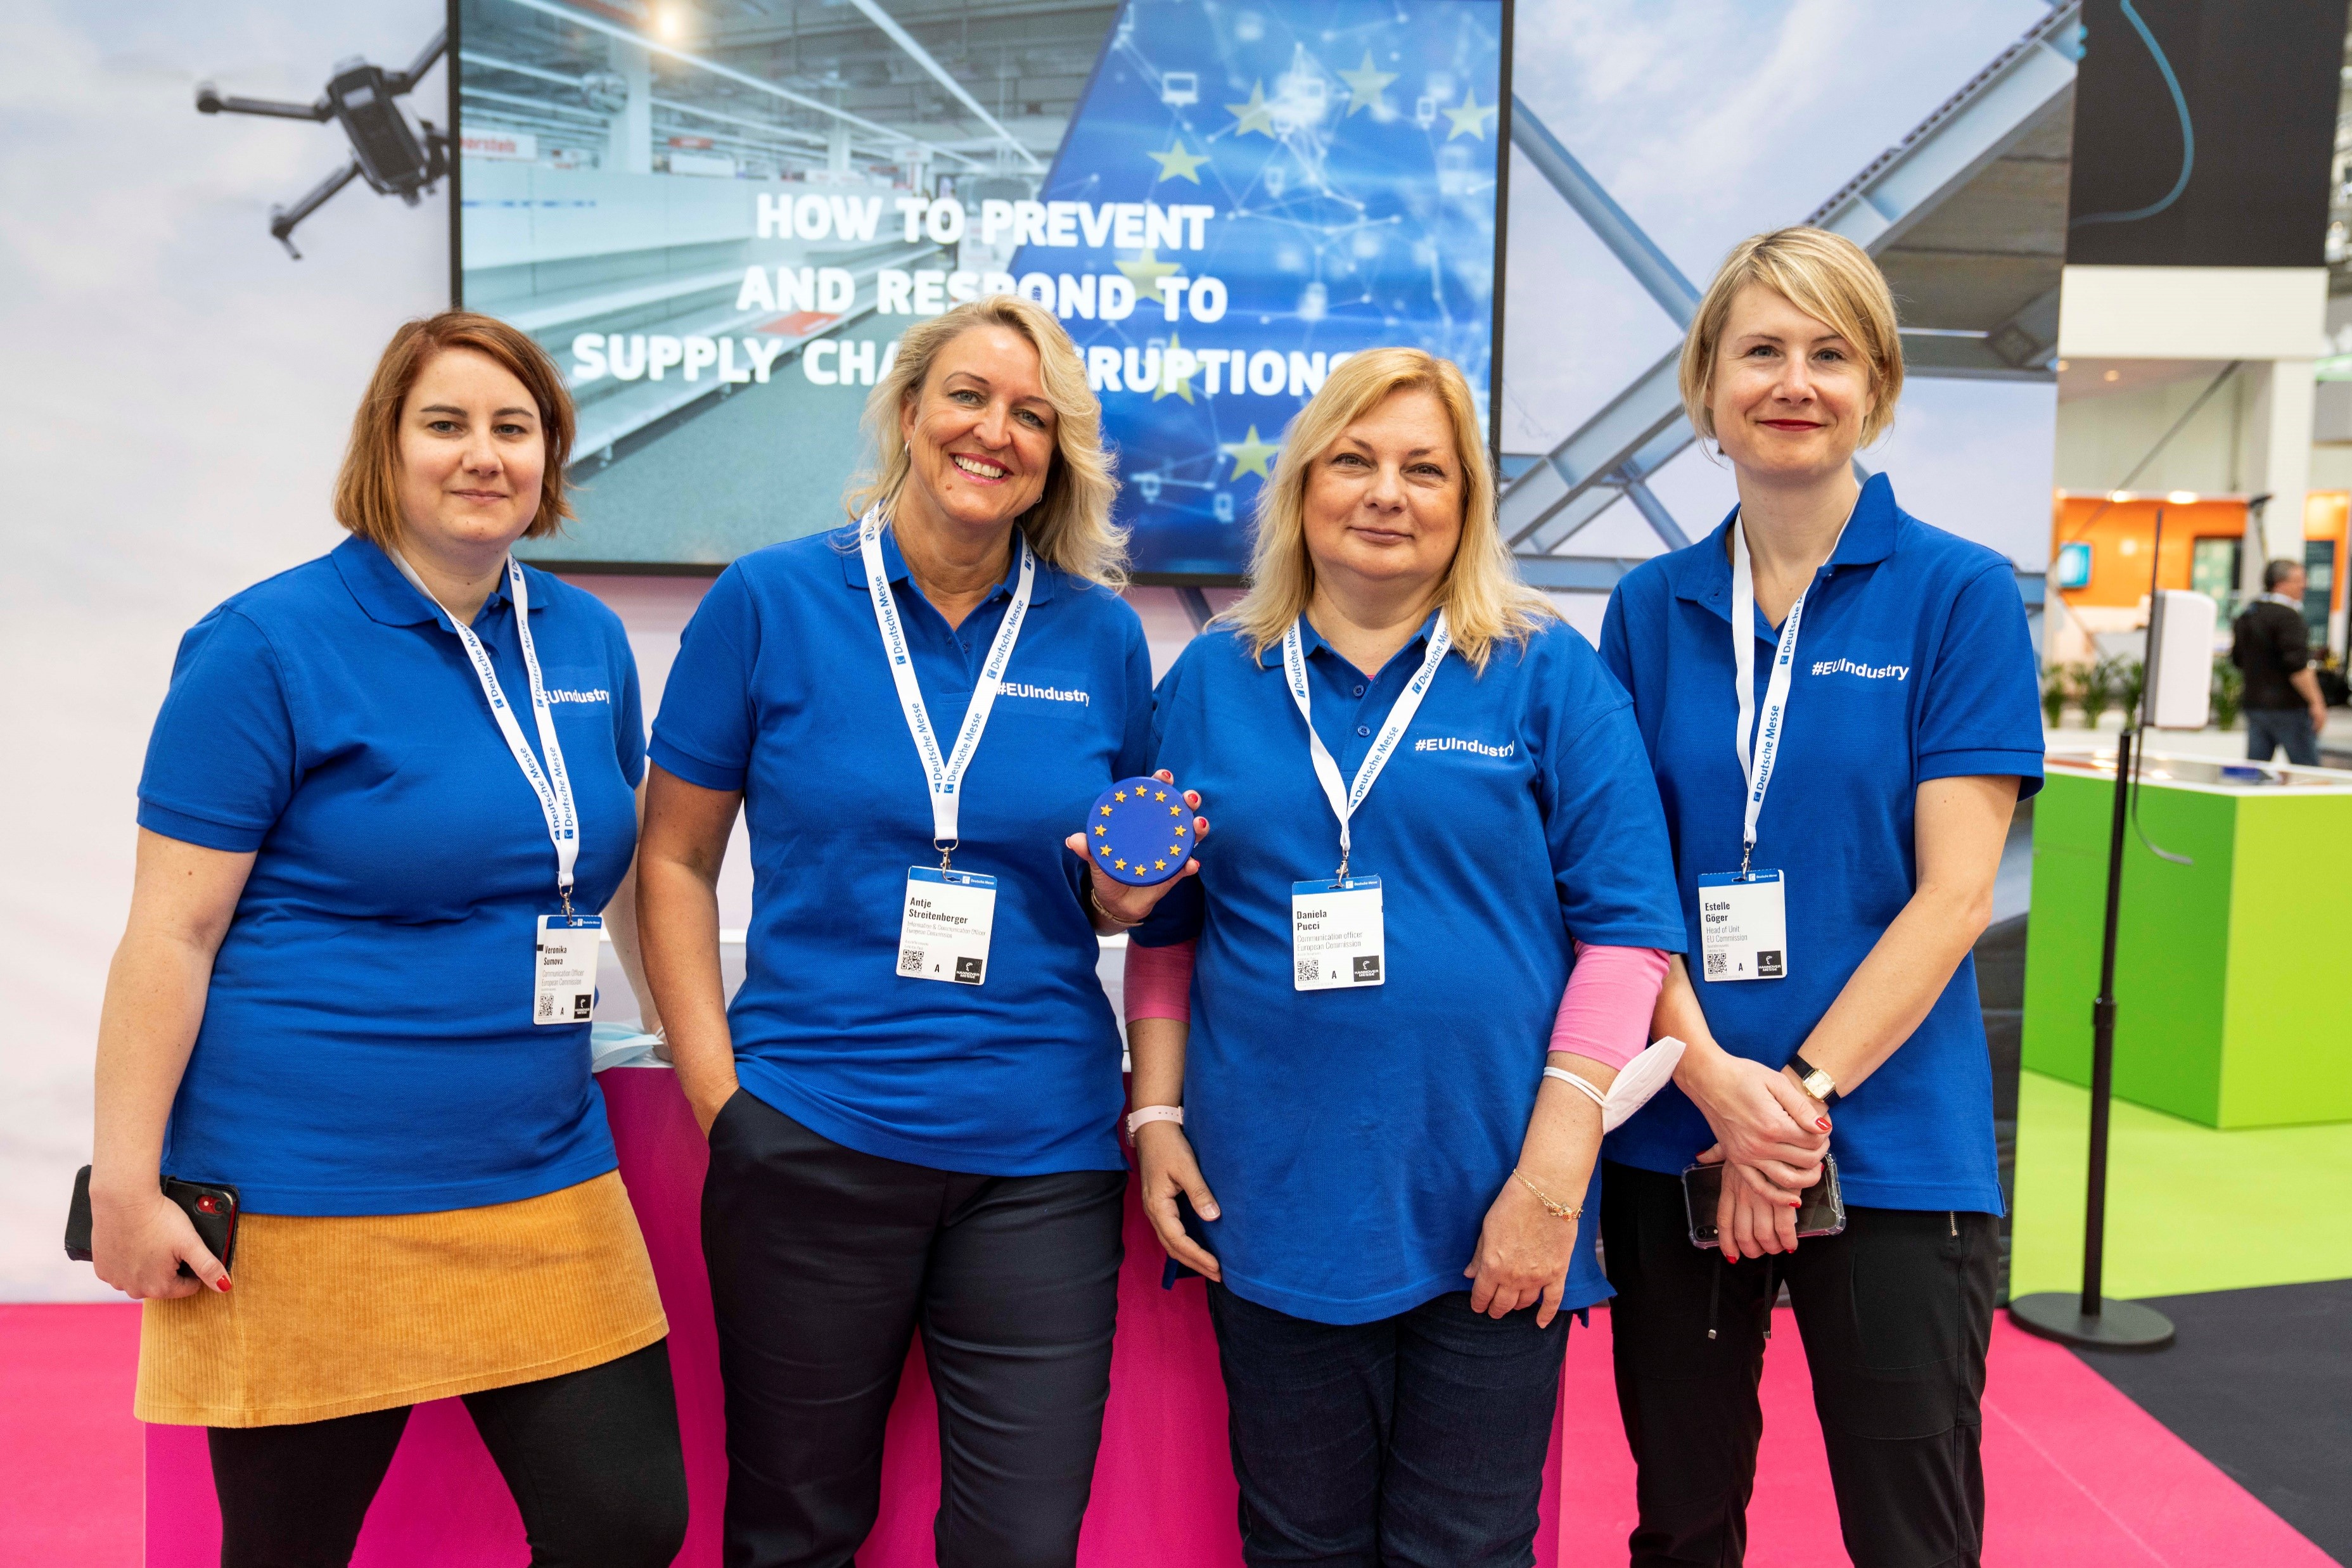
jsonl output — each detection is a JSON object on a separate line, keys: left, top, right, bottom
{"left": 392, "top": 549, "right": 581, "bottom": 911}
{"left": 859, "top": 506, "right": 1035, "bottom": 862}
{"left": 1728, "top": 514, "right": 1843, "bottom": 877}
{"left": 1281, "top": 609, "right": 1451, "bottom": 878}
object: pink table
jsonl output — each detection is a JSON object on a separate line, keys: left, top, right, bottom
{"left": 145, "top": 1066, "right": 1571, "bottom": 1565}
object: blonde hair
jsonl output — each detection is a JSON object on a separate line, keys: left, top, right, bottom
{"left": 847, "top": 295, "right": 1126, "bottom": 589}
{"left": 335, "top": 312, "right": 575, "bottom": 547}
{"left": 1224, "top": 348, "right": 1554, "bottom": 673}
{"left": 1678, "top": 226, "right": 1904, "bottom": 448}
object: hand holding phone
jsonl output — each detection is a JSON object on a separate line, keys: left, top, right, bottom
{"left": 1682, "top": 1155, "right": 1844, "bottom": 1254}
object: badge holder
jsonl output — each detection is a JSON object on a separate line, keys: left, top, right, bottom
{"left": 534, "top": 910, "right": 604, "bottom": 1024}
{"left": 898, "top": 842, "right": 996, "bottom": 986}
{"left": 1291, "top": 872, "right": 1384, "bottom": 991}
{"left": 1696, "top": 868, "right": 1786, "bottom": 983}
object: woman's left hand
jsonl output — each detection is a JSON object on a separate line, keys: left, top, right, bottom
{"left": 1063, "top": 770, "right": 1210, "bottom": 929}
{"left": 1463, "top": 1174, "right": 1580, "bottom": 1328}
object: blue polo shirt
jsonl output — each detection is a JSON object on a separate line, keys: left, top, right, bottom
{"left": 1599, "top": 475, "right": 2043, "bottom": 1213}
{"left": 649, "top": 525, "right": 1151, "bottom": 1176}
{"left": 138, "top": 537, "right": 644, "bottom": 1216}
{"left": 1134, "top": 616, "right": 1687, "bottom": 1325}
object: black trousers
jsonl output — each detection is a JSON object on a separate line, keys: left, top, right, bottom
{"left": 207, "top": 1338, "right": 687, "bottom": 1568}
{"left": 1207, "top": 1282, "right": 1571, "bottom": 1568}
{"left": 701, "top": 1090, "right": 1126, "bottom": 1568}
{"left": 1601, "top": 1161, "right": 1998, "bottom": 1568}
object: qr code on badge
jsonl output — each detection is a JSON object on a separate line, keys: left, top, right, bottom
{"left": 537, "top": 992, "right": 557, "bottom": 1019}
{"left": 1704, "top": 950, "right": 1727, "bottom": 977}
{"left": 1295, "top": 958, "right": 1319, "bottom": 984}
{"left": 900, "top": 947, "right": 926, "bottom": 974}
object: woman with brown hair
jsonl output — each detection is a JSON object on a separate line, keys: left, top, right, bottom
{"left": 637, "top": 295, "right": 1201, "bottom": 1567}
{"left": 87, "top": 312, "right": 687, "bottom": 1567}
{"left": 1118, "top": 348, "right": 1686, "bottom": 1567}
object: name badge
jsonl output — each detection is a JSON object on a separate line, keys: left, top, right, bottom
{"left": 1291, "top": 875, "right": 1384, "bottom": 991}
{"left": 899, "top": 866, "right": 996, "bottom": 985}
{"left": 534, "top": 914, "right": 602, "bottom": 1025}
{"left": 1697, "top": 870, "right": 1787, "bottom": 983}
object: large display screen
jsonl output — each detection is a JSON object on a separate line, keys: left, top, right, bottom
{"left": 454, "top": 0, "right": 1509, "bottom": 576}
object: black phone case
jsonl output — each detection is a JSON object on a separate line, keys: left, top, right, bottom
{"left": 1682, "top": 1155, "right": 1844, "bottom": 1247}
{"left": 64, "top": 1165, "right": 241, "bottom": 1277}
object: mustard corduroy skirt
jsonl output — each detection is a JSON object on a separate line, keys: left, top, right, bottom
{"left": 136, "top": 1170, "right": 668, "bottom": 1428}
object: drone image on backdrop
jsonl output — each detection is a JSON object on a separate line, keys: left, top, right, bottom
{"left": 195, "top": 28, "right": 449, "bottom": 258}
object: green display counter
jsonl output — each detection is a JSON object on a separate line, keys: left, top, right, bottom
{"left": 2022, "top": 748, "right": 2352, "bottom": 1128}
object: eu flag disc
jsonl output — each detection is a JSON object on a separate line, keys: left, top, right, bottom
{"left": 1085, "top": 776, "right": 1193, "bottom": 887}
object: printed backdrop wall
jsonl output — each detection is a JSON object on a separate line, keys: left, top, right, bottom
{"left": 2, "top": 0, "right": 2065, "bottom": 1299}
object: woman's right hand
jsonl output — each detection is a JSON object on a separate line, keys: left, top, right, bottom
{"left": 1135, "top": 1121, "right": 1222, "bottom": 1282}
{"left": 1709, "top": 1154, "right": 1801, "bottom": 1262}
{"left": 1680, "top": 1039, "right": 1829, "bottom": 1195}
{"left": 91, "top": 1185, "right": 228, "bottom": 1300}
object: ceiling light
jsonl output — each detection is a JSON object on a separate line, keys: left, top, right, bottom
{"left": 2167, "top": 490, "right": 2199, "bottom": 504}
{"left": 2103, "top": 369, "right": 2120, "bottom": 382}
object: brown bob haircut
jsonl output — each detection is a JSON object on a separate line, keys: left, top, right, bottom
{"left": 333, "top": 311, "right": 576, "bottom": 547}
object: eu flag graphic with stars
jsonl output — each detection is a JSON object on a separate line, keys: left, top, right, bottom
{"left": 1087, "top": 776, "right": 1197, "bottom": 887}
{"left": 1011, "top": 0, "right": 1506, "bottom": 576}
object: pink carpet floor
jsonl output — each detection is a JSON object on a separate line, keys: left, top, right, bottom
{"left": 3, "top": 1297, "right": 2334, "bottom": 1566}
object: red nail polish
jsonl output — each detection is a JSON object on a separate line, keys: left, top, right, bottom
{"left": 1817, "top": 1118, "right": 1832, "bottom": 1131}
{"left": 217, "top": 1277, "right": 233, "bottom": 1292}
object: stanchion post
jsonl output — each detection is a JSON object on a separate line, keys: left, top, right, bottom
{"left": 2010, "top": 727, "right": 2175, "bottom": 1350}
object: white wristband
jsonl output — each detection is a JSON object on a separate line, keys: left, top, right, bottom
{"left": 1125, "top": 1104, "right": 1184, "bottom": 1144}
{"left": 1544, "top": 1064, "right": 1609, "bottom": 1109}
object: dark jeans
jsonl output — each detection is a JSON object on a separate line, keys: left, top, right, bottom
{"left": 701, "top": 1090, "right": 1125, "bottom": 1568}
{"left": 2246, "top": 707, "right": 2321, "bottom": 766}
{"left": 1205, "top": 1280, "right": 1573, "bottom": 1568}
{"left": 1601, "top": 1161, "right": 1998, "bottom": 1568}
{"left": 207, "top": 1338, "right": 687, "bottom": 1568}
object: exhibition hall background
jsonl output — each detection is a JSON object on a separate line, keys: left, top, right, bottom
{"left": 0, "top": 0, "right": 2067, "bottom": 1301}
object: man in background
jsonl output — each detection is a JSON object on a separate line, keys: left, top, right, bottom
{"left": 2232, "top": 559, "right": 2329, "bottom": 767}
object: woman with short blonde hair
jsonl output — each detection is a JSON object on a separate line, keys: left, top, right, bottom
{"left": 1121, "top": 348, "right": 1685, "bottom": 1566}
{"left": 639, "top": 296, "right": 1201, "bottom": 1566}
{"left": 1601, "top": 227, "right": 2042, "bottom": 1565}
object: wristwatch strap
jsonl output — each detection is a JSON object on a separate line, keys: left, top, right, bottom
{"left": 1789, "top": 1051, "right": 1838, "bottom": 1104}
{"left": 1125, "top": 1104, "right": 1184, "bottom": 1144}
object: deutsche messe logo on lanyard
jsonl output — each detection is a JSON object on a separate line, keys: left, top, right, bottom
{"left": 1282, "top": 609, "right": 1450, "bottom": 991}
{"left": 393, "top": 550, "right": 598, "bottom": 1026}
{"left": 1697, "top": 513, "right": 1843, "bottom": 984}
{"left": 860, "top": 505, "right": 1035, "bottom": 987}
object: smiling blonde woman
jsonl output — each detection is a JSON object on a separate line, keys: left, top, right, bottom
{"left": 1600, "top": 227, "right": 2043, "bottom": 1568}
{"left": 637, "top": 295, "right": 1206, "bottom": 1568}
{"left": 1118, "top": 348, "right": 1687, "bottom": 1567}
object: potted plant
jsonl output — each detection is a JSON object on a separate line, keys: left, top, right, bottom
{"left": 2117, "top": 657, "right": 2146, "bottom": 727}
{"left": 2041, "top": 664, "right": 2074, "bottom": 728}
{"left": 2078, "top": 658, "right": 2119, "bottom": 729}
{"left": 2212, "top": 660, "right": 2244, "bottom": 732}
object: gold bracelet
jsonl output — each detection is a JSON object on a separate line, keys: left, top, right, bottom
{"left": 1086, "top": 879, "right": 1145, "bottom": 929}
{"left": 1513, "top": 1168, "right": 1582, "bottom": 1221}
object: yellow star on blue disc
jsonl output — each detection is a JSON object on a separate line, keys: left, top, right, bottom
{"left": 1445, "top": 89, "right": 1497, "bottom": 141}
{"left": 1148, "top": 139, "right": 1210, "bottom": 183}
{"left": 1088, "top": 775, "right": 1192, "bottom": 887}
{"left": 1221, "top": 425, "right": 1280, "bottom": 481}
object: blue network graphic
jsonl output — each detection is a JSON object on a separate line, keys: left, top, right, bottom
{"left": 1015, "top": 0, "right": 1505, "bottom": 575}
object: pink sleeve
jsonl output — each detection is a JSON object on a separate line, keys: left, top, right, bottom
{"left": 1548, "top": 942, "right": 1670, "bottom": 1070}
{"left": 1123, "top": 938, "right": 1196, "bottom": 1023}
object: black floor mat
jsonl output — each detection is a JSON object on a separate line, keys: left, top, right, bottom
{"left": 2073, "top": 1278, "right": 2352, "bottom": 1563}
